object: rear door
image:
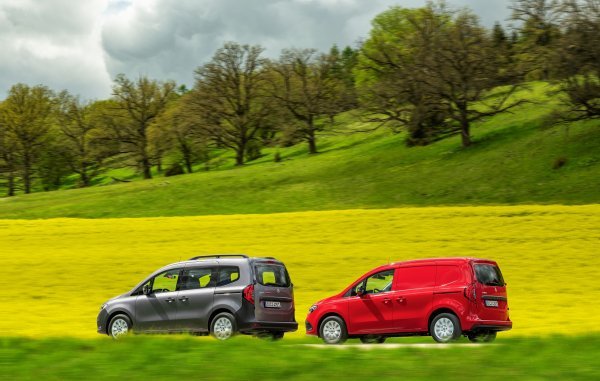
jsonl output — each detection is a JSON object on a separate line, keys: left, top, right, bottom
{"left": 472, "top": 261, "right": 509, "bottom": 321}
{"left": 253, "top": 261, "right": 295, "bottom": 323}
{"left": 393, "top": 265, "right": 436, "bottom": 331}
{"left": 176, "top": 263, "right": 217, "bottom": 331}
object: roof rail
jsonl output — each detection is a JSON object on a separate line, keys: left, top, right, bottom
{"left": 188, "top": 254, "right": 249, "bottom": 261}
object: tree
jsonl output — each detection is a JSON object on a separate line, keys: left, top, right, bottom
{"left": 551, "top": 0, "right": 600, "bottom": 121}
{"left": 109, "top": 74, "right": 176, "bottom": 179}
{"left": 0, "top": 109, "right": 18, "bottom": 196}
{"left": 510, "top": 0, "right": 562, "bottom": 79}
{"left": 0, "top": 84, "right": 55, "bottom": 194}
{"left": 56, "top": 93, "right": 112, "bottom": 187}
{"left": 355, "top": 5, "right": 453, "bottom": 146}
{"left": 154, "top": 93, "right": 210, "bottom": 174}
{"left": 188, "top": 43, "right": 271, "bottom": 165}
{"left": 420, "top": 8, "right": 527, "bottom": 147}
{"left": 268, "top": 49, "right": 346, "bottom": 154}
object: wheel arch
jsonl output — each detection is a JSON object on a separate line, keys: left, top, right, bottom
{"left": 427, "top": 307, "right": 460, "bottom": 332}
{"left": 106, "top": 310, "right": 133, "bottom": 334}
{"left": 208, "top": 307, "right": 237, "bottom": 330}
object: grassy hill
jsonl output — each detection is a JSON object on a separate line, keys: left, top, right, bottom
{"left": 0, "top": 82, "right": 599, "bottom": 219}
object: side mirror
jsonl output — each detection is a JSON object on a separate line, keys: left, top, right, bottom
{"left": 143, "top": 284, "right": 151, "bottom": 295}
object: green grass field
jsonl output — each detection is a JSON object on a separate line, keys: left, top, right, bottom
{"left": 1, "top": 82, "right": 599, "bottom": 219}
{"left": 1, "top": 335, "right": 598, "bottom": 380}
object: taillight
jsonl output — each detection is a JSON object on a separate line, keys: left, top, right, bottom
{"left": 243, "top": 284, "right": 255, "bottom": 305}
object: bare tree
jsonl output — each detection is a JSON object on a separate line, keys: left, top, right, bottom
{"left": 109, "top": 74, "right": 176, "bottom": 179}
{"left": 268, "top": 49, "right": 345, "bottom": 154}
{"left": 187, "top": 43, "right": 271, "bottom": 166}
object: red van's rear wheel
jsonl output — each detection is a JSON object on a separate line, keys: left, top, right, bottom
{"left": 468, "top": 331, "right": 497, "bottom": 343}
{"left": 430, "top": 313, "right": 462, "bottom": 343}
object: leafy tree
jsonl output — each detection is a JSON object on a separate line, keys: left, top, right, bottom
{"left": 154, "top": 93, "right": 210, "bottom": 174}
{"left": 0, "top": 84, "right": 55, "bottom": 194}
{"left": 510, "top": 0, "right": 562, "bottom": 79}
{"left": 56, "top": 93, "right": 113, "bottom": 187}
{"left": 109, "top": 74, "right": 176, "bottom": 179}
{"left": 188, "top": 42, "right": 271, "bottom": 165}
{"left": 268, "top": 49, "right": 346, "bottom": 154}
{"left": 355, "top": 5, "right": 453, "bottom": 146}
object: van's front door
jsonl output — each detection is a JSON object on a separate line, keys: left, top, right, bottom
{"left": 135, "top": 268, "right": 181, "bottom": 332}
{"left": 347, "top": 269, "right": 395, "bottom": 334}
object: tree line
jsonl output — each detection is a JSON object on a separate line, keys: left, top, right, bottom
{"left": 0, "top": 0, "right": 598, "bottom": 196}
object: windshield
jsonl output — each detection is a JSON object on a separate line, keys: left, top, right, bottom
{"left": 254, "top": 263, "right": 291, "bottom": 287}
{"left": 474, "top": 263, "right": 505, "bottom": 286}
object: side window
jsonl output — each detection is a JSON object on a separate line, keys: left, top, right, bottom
{"left": 395, "top": 266, "right": 436, "bottom": 290}
{"left": 352, "top": 269, "right": 395, "bottom": 296}
{"left": 217, "top": 266, "right": 240, "bottom": 287}
{"left": 151, "top": 269, "right": 181, "bottom": 294}
{"left": 180, "top": 267, "right": 216, "bottom": 290}
{"left": 436, "top": 265, "right": 464, "bottom": 287}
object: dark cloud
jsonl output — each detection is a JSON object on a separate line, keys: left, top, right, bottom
{"left": 0, "top": 0, "right": 512, "bottom": 100}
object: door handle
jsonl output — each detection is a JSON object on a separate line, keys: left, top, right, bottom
{"left": 166, "top": 298, "right": 175, "bottom": 303}
{"left": 396, "top": 297, "right": 405, "bottom": 303}
{"left": 179, "top": 297, "right": 189, "bottom": 302}
{"left": 383, "top": 298, "right": 391, "bottom": 304}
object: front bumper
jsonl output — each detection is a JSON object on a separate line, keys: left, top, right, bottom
{"left": 97, "top": 308, "right": 108, "bottom": 334}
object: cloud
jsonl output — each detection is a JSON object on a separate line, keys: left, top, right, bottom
{"left": 0, "top": 0, "right": 512, "bottom": 100}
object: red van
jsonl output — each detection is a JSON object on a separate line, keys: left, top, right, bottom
{"left": 305, "top": 258, "right": 511, "bottom": 344}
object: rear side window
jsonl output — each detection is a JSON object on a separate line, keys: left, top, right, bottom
{"left": 255, "top": 264, "right": 290, "bottom": 287}
{"left": 395, "top": 266, "right": 435, "bottom": 290}
{"left": 474, "top": 264, "right": 505, "bottom": 286}
{"left": 436, "top": 265, "right": 464, "bottom": 287}
{"left": 217, "top": 266, "right": 240, "bottom": 287}
{"left": 180, "top": 267, "right": 216, "bottom": 290}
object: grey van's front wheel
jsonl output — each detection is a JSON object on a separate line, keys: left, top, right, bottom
{"left": 430, "top": 313, "right": 462, "bottom": 343}
{"left": 211, "top": 312, "right": 237, "bottom": 340}
{"left": 319, "top": 316, "right": 348, "bottom": 344}
{"left": 108, "top": 314, "right": 132, "bottom": 339}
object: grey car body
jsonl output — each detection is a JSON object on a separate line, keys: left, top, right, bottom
{"left": 97, "top": 255, "right": 298, "bottom": 338}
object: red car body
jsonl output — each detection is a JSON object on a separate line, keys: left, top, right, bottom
{"left": 305, "top": 257, "right": 511, "bottom": 342}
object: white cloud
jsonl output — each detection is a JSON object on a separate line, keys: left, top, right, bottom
{"left": 0, "top": 0, "right": 512, "bottom": 100}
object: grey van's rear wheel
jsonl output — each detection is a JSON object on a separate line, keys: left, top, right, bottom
{"left": 108, "top": 314, "right": 132, "bottom": 339}
{"left": 319, "top": 316, "right": 348, "bottom": 344}
{"left": 468, "top": 331, "right": 497, "bottom": 343}
{"left": 430, "top": 313, "right": 462, "bottom": 343}
{"left": 211, "top": 312, "right": 237, "bottom": 340}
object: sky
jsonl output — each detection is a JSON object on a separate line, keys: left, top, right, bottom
{"left": 0, "top": 0, "right": 512, "bottom": 100}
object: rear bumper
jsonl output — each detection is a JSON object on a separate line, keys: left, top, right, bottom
{"left": 464, "top": 317, "right": 512, "bottom": 332}
{"left": 238, "top": 320, "right": 298, "bottom": 334}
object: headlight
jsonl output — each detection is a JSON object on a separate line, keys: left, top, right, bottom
{"left": 100, "top": 303, "right": 107, "bottom": 311}
{"left": 308, "top": 305, "right": 318, "bottom": 313}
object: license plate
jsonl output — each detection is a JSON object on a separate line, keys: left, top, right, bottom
{"left": 485, "top": 300, "right": 499, "bottom": 307}
{"left": 265, "top": 301, "right": 281, "bottom": 308}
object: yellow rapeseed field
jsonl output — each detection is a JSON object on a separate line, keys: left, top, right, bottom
{"left": 1, "top": 205, "right": 599, "bottom": 338}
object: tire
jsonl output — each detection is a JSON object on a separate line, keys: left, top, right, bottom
{"left": 210, "top": 312, "right": 237, "bottom": 340}
{"left": 468, "top": 331, "right": 497, "bottom": 343}
{"left": 360, "top": 335, "right": 386, "bottom": 344}
{"left": 430, "top": 313, "right": 462, "bottom": 343}
{"left": 108, "top": 314, "right": 132, "bottom": 339}
{"left": 319, "top": 316, "right": 348, "bottom": 345}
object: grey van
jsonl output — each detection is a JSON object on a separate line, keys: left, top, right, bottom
{"left": 97, "top": 255, "right": 298, "bottom": 340}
